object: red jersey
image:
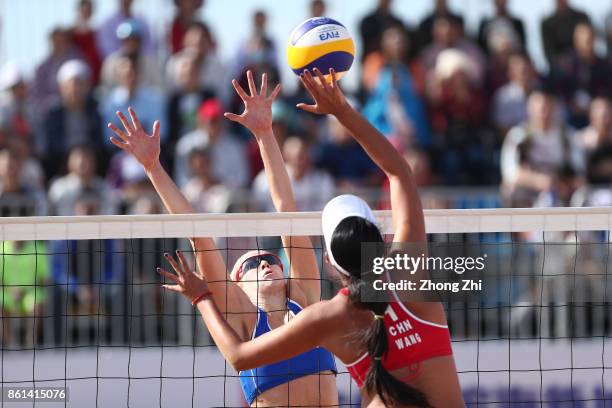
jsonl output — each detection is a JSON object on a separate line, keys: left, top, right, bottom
{"left": 339, "top": 288, "right": 453, "bottom": 388}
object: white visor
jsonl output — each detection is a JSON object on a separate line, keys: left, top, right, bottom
{"left": 321, "top": 195, "right": 378, "bottom": 276}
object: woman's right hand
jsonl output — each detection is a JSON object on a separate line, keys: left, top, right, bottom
{"left": 297, "top": 68, "right": 352, "bottom": 117}
{"left": 108, "top": 107, "right": 161, "bottom": 172}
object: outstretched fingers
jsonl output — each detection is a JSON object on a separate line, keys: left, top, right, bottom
{"left": 260, "top": 73, "right": 268, "bottom": 97}
{"left": 157, "top": 267, "right": 180, "bottom": 284}
{"left": 109, "top": 137, "right": 130, "bottom": 151}
{"left": 232, "top": 79, "right": 249, "bottom": 101}
{"left": 161, "top": 284, "right": 182, "bottom": 293}
{"left": 108, "top": 123, "right": 129, "bottom": 142}
{"left": 329, "top": 68, "right": 339, "bottom": 89}
{"left": 152, "top": 120, "right": 160, "bottom": 140}
{"left": 164, "top": 253, "right": 184, "bottom": 278}
{"left": 267, "top": 84, "right": 281, "bottom": 101}
{"left": 127, "top": 106, "right": 142, "bottom": 130}
{"left": 223, "top": 112, "right": 244, "bottom": 124}
{"left": 176, "top": 250, "right": 192, "bottom": 278}
{"left": 313, "top": 68, "right": 330, "bottom": 91}
{"left": 116, "top": 111, "right": 134, "bottom": 134}
{"left": 246, "top": 70, "right": 257, "bottom": 96}
{"left": 295, "top": 103, "right": 318, "bottom": 113}
{"left": 299, "top": 71, "right": 318, "bottom": 97}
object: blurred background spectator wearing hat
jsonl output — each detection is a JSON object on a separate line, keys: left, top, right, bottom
{"left": 97, "top": 0, "right": 156, "bottom": 58}
{"left": 41, "top": 59, "right": 103, "bottom": 179}
{"left": 0, "top": 63, "right": 36, "bottom": 147}
{"left": 174, "top": 98, "right": 248, "bottom": 188}
{"left": 100, "top": 19, "right": 162, "bottom": 91}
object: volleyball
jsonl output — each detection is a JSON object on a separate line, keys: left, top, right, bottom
{"left": 286, "top": 17, "right": 355, "bottom": 82}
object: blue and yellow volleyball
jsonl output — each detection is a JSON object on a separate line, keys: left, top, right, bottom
{"left": 286, "top": 17, "right": 355, "bottom": 81}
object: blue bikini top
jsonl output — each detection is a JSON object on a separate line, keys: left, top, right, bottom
{"left": 239, "top": 299, "right": 337, "bottom": 405}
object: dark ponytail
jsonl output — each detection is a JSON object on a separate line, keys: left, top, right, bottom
{"left": 332, "top": 217, "right": 431, "bottom": 407}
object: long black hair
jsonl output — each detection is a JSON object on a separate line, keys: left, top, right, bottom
{"left": 331, "top": 216, "right": 431, "bottom": 407}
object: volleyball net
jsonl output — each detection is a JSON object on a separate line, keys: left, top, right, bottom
{"left": 0, "top": 207, "right": 611, "bottom": 407}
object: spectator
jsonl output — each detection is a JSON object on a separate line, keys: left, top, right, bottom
{"left": 492, "top": 52, "right": 538, "bottom": 134}
{"left": 69, "top": 0, "right": 102, "bottom": 85}
{"left": 0, "top": 240, "right": 49, "bottom": 346}
{"left": 501, "top": 88, "right": 584, "bottom": 207}
{"left": 362, "top": 26, "right": 429, "bottom": 149}
{"left": 533, "top": 164, "right": 582, "bottom": 208}
{"left": 359, "top": 0, "right": 405, "bottom": 61}
{"left": 477, "top": 0, "right": 526, "bottom": 54}
{"left": 100, "top": 19, "right": 163, "bottom": 91}
{"left": 362, "top": 25, "right": 425, "bottom": 95}
{"left": 428, "top": 49, "right": 493, "bottom": 185}
{"left": 606, "top": 8, "right": 612, "bottom": 62}
{"left": 253, "top": 136, "right": 334, "bottom": 212}
{"left": 168, "top": 0, "right": 204, "bottom": 54}
{"left": 105, "top": 149, "right": 152, "bottom": 203}
{"left": 577, "top": 97, "right": 612, "bottom": 153}
{"left": 165, "top": 22, "right": 226, "bottom": 101}
{"left": 50, "top": 192, "right": 124, "bottom": 340}
{"left": 540, "top": 0, "right": 589, "bottom": 67}
{"left": 421, "top": 16, "right": 486, "bottom": 82}
{"left": 7, "top": 137, "right": 45, "bottom": 190}
{"left": 166, "top": 51, "right": 215, "bottom": 156}
{"left": 31, "top": 27, "right": 80, "bottom": 116}
{"left": 379, "top": 149, "right": 437, "bottom": 209}
{"left": 416, "top": 0, "right": 464, "bottom": 52}
{"left": 313, "top": 115, "right": 380, "bottom": 190}
{"left": 48, "top": 145, "right": 118, "bottom": 216}
{"left": 234, "top": 10, "right": 277, "bottom": 78}
{"left": 128, "top": 194, "right": 163, "bottom": 214}
{"left": 571, "top": 143, "right": 612, "bottom": 207}
{"left": 0, "top": 148, "right": 47, "bottom": 216}
{"left": 483, "top": 17, "right": 523, "bottom": 95}
{"left": 42, "top": 60, "right": 103, "bottom": 178}
{"left": 103, "top": 56, "right": 165, "bottom": 151}
{"left": 552, "top": 22, "right": 612, "bottom": 128}
{"left": 97, "top": 0, "right": 155, "bottom": 58}
{"left": 310, "top": 0, "right": 326, "bottom": 18}
{"left": 174, "top": 98, "right": 249, "bottom": 188}
{"left": 182, "top": 147, "right": 233, "bottom": 213}
{"left": 0, "top": 63, "right": 36, "bottom": 145}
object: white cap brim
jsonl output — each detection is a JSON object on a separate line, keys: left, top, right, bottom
{"left": 321, "top": 194, "right": 377, "bottom": 276}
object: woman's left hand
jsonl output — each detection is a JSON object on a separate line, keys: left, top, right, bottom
{"left": 158, "top": 251, "right": 210, "bottom": 301}
{"left": 224, "top": 70, "right": 281, "bottom": 135}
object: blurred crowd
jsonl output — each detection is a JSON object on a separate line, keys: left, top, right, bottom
{"left": 0, "top": 0, "right": 611, "bottom": 219}
{"left": 2, "top": 0, "right": 612, "bottom": 346}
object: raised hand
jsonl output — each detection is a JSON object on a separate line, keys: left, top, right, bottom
{"left": 224, "top": 70, "right": 281, "bottom": 135}
{"left": 158, "top": 251, "right": 210, "bottom": 301}
{"left": 297, "top": 68, "right": 351, "bottom": 117}
{"left": 108, "top": 107, "right": 160, "bottom": 172}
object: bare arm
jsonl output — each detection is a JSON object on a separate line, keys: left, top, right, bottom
{"left": 108, "top": 108, "right": 250, "bottom": 315}
{"left": 225, "top": 71, "right": 321, "bottom": 304}
{"left": 198, "top": 296, "right": 332, "bottom": 371}
{"left": 298, "top": 69, "right": 425, "bottom": 243}
{"left": 161, "top": 251, "right": 333, "bottom": 371}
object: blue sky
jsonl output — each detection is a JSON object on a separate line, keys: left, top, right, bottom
{"left": 1, "top": 0, "right": 611, "bottom": 92}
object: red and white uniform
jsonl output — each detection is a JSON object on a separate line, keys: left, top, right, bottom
{"left": 339, "top": 288, "right": 453, "bottom": 387}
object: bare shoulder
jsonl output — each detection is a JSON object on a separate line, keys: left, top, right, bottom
{"left": 299, "top": 294, "right": 348, "bottom": 324}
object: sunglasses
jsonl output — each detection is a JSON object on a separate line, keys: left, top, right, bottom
{"left": 237, "top": 254, "right": 283, "bottom": 281}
